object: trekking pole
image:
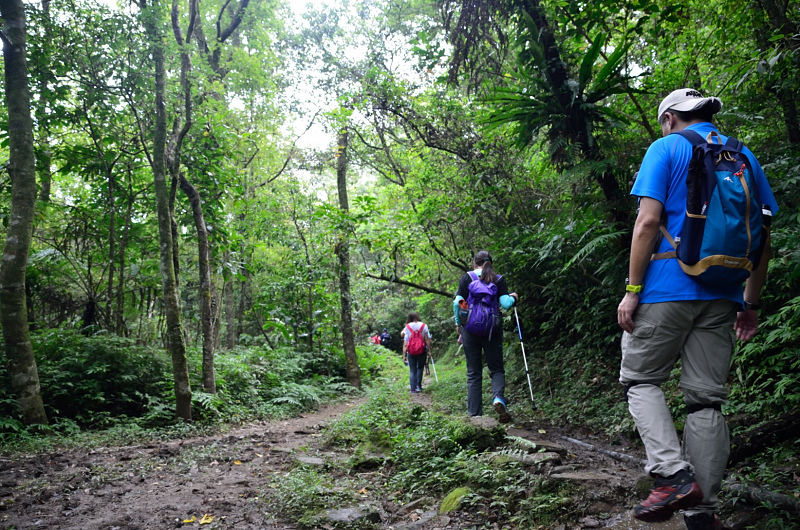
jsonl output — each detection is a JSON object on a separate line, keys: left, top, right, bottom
{"left": 514, "top": 307, "right": 537, "bottom": 410}
{"left": 429, "top": 353, "right": 439, "bottom": 382}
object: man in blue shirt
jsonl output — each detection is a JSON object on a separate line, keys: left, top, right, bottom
{"left": 617, "top": 89, "right": 778, "bottom": 529}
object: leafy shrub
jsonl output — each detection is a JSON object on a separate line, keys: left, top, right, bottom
{"left": 31, "top": 329, "right": 170, "bottom": 427}
{"left": 728, "top": 295, "right": 800, "bottom": 419}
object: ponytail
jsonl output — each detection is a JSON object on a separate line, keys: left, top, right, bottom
{"left": 474, "top": 250, "right": 497, "bottom": 284}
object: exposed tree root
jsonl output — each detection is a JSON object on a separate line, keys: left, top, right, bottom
{"left": 724, "top": 479, "right": 800, "bottom": 515}
{"left": 561, "top": 434, "right": 800, "bottom": 515}
{"left": 729, "top": 409, "right": 800, "bottom": 465}
{"left": 559, "top": 436, "right": 647, "bottom": 467}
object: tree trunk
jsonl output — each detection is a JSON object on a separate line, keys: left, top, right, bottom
{"left": 290, "top": 202, "right": 315, "bottom": 351}
{"left": 224, "top": 262, "right": 237, "bottom": 349}
{"left": 0, "top": 0, "right": 48, "bottom": 425}
{"left": 169, "top": 0, "right": 214, "bottom": 392}
{"left": 35, "top": 0, "right": 52, "bottom": 203}
{"left": 237, "top": 250, "right": 249, "bottom": 340}
{"left": 179, "top": 173, "right": 216, "bottom": 394}
{"left": 117, "top": 166, "right": 135, "bottom": 334}
{"left": 753, "top": 1, "right": 800, "bottom": 145}
{"left": 107, "top": 170, "right": 116, "bottom": 331}
{"left": 335, "top": 129, "right": 361, "bottom": 389}
{"left": 211, "top": 281, "right": 222, "bottom": 350}
{"left": 307, "top": 284, "right": 314, "bottom": 351}
{"left": 144, "top": 0, "right": 192, "bottom": 420}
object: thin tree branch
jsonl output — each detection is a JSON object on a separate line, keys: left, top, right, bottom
{"left": 218, "top": 0, "right": 249, "bottom": 44}
{"left": 363, "top": 272, "right": 452, "bottom": 298}
{"left": 261, "top": 109, "right": 321, "bottom": 185}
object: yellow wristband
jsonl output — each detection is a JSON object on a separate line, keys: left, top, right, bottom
{"left": 625, "top": 284, "right": 643, "bottom": 293}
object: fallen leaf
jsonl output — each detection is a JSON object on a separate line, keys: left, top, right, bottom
{"left": 200, "top": 514, "right": 214, "bottom": 524}
{"left": 358, "top": 487, "right": 367, "bottom": 494}
{"left": 255, "top": 453, "right": 263, "bottom": 458}
{"left": 538, "top": 429, "right": 547, "bottom": 434}
{"left": 234, "top": 460, "right": 242, "bottom": 465}
{"left": 182, "top": 516, "right": 196, "bottom": 523}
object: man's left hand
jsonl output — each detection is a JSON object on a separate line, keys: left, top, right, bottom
{"left": 735, "top": 309, "right": 759, "bottom": 341}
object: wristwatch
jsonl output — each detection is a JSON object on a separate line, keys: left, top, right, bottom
{"left": 625, "top": 279, "right": 643, "bottom": 293}
{"left": 743, "top": 301, "right": 761, "bottom": 311}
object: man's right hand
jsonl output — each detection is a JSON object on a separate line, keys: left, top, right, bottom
{"left": 617, "top": 292, "right": 640, "bottom": 333}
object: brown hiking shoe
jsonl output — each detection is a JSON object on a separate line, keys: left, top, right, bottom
{"left": 633, "top": 470, "right": 703, "bottom": 522}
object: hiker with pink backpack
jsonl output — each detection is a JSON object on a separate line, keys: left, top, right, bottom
{"left": 402, "top": 312, "right": 432, "bottom": 394}
{"left": 454, "top": 251, "right": 518, "bottom": 423}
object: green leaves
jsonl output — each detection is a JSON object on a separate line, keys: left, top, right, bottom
{"left": 579, "top": 34, "right": 606, "bottom": 95}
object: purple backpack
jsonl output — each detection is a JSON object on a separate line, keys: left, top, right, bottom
{"left": 464, "top": 271, "right": 501, "bottom": 338}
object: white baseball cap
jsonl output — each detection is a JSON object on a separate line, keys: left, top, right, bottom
{"left": 657, "top": 88, "right": 722, "bottom": 123}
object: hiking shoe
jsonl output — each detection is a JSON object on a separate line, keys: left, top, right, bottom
{"left": 415, "top": 386, "right": 422, "bottom": 393}
{"left": 684, "top": 513, "right": 721, "bottom": 530}
{"left": 633, "top": 470, "right": 703, "bottom": 522}
{"left": 492, "top": 396, "right": 512, "bottom": 424}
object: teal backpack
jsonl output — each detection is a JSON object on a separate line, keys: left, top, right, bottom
{"left": 653, "top": 130, "right": 771, "bottom": 286}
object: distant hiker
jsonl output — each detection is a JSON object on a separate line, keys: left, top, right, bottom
{"left": 370, "top": 333, "right": 381, "bottom": 345}
{"left": 379, "top": 328, "right": 391, "bottom": 348}
{"left": 401, "top": 313, "right": 432, "bottom": 393}
{"left": 401, "top": 325, "right": 431, "bottom": 377}
{"left": 617, "top": 88, "right": 778, "bottom": 528}
{"left": 454, "top": 250, "right": 518, "bottom": 423}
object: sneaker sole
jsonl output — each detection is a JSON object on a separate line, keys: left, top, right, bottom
{"left": 493, "top": 401, "right": 512, "bottom": 424}
{"left": 634, "top": 483, "right": 704, "bottom": 523}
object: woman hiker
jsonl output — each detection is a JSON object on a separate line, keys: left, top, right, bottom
{"left": 401, "top": 312, "right": 432, "bottom": 394}
{"left": 454, "top": 250, "right": 518, "bottom": 423}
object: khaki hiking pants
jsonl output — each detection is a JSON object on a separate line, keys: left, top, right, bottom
{"left": 620, "top": 299, "right": 737, "bottom": 515}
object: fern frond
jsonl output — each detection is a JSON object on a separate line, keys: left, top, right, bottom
{"left": 562, "top": 229, "right": 628, "bottom": 272}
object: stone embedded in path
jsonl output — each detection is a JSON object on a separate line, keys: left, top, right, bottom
{"left": 294, "top": 456, "right": 325, "bottom": 466}
{"left": 395, "top": 509, "right": 439, "bottom": 530}
{"left": 506, "top": 428, "right": 568, "bottom": 454}
{"left": 491, "top": 451, "right": 561, "bottom": 466}
{"left": 468, "top": 416, "right": 499, "bottom": 429}
{"left": 312, "top": 505, "right": 381, "bottom": 526}
{"left": 396, "top": 497, "right": 430, "bottom": 515}
{"left": 550, "top": 470, "right": 621, "bottom": 483}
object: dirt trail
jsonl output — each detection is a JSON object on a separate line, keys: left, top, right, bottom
{"left": 0, "top": 393, "right": 693, "bottom": 529}
{"left": 0, "top": 399, "right": 365, "bottom": 530}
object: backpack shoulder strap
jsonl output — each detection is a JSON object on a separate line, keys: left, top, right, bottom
{"left": 653, "top": 130, "right": 705, "bottom": 263}
{"left": 652, "top": 223, "right": 678, "bottom": 260}
{"left": 467, "top": 270, "right": 479, "bottom": 282}
{"left": 672, "top": 129, "right": 705, "bottom": 146}
{"left": 724, "top": 136, "right": 743, "bottom": 151}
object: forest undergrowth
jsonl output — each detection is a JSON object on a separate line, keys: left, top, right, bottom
{"left": 1, "top": 333, "right": 798, "bottom": 528}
